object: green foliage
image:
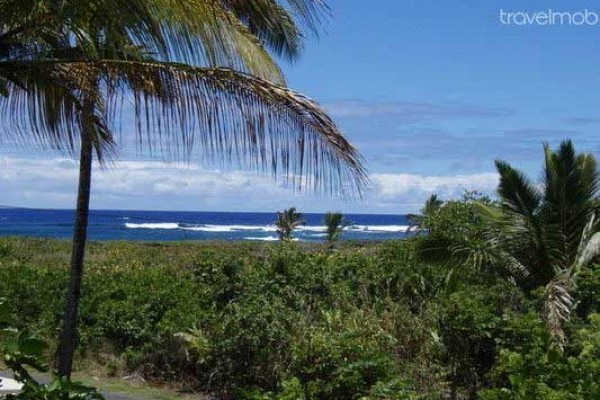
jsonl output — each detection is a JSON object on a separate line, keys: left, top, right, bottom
{"left": 0, "top": 210, "right": 597, "bottom": 400}
{"left": 481, "top": 141, "right": 599, "bottom": 345}
{"left": 7, "top": 376, "right": 105, "bottom": 400}
{"left": 290, "top": 310, "right": 399, "bottom": 400}
{"left": 435, "top": 282, "right": 523, "bottom": 398}
{"left": 492, "top": 140, "right": 599, "bottom": 278}
{"left": 276, "top": 207, "right": 306, "bottom": 241}
{"left": 407, "top": 194, "right": 443, "bottom": 228}
{"left": 575, "top": 263, "right": 600, "bottom": 318}
{"left": 480, "top": 313, "right": 600, "bottom": 399}
{"left": 324, "top": 212, "right": 346, "bottom": 245}
{"left": 0, "top": 301, "right": 103, "bottom": 399}
{"left": 0, "top": 144, "right": 580, "bottom": 399}
{"left": 418, "top": 191, "right": 492, "bottom": 266}
{"left": 78, "top": 264, "right": 204, "bottom": 350}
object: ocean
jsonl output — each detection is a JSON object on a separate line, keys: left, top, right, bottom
{"left": 0, "top": 208, "right": 413, "bottom": 241}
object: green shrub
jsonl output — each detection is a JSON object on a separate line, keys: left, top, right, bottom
{"left": 289, "top": 310, "right": 401, "bottom": 400}
{"left": 480, "top": 313, "right": 600, "bottom": 399}
{"left": 435, "top": 281, "right": 523, "bottom": 399}
{"left": 0, "top": 300, "right": 103, "bottom": 400}
{"left": 576, "top": 263, "right": 600, "bottom": 318}
{"left": 0, "top": 236, "right": 597, "bottom": 399}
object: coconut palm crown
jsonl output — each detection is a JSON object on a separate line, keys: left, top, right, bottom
{"left": 324, "top": 211, "right": 346, "bottom": 245}
{"left": 276, "top": 207, "right": 306, "bottom": 241}
{"left": 408, "top": 194, "right": 443, "bottom": 228}
{"left": 481, "top": 140, "right": 599, "bottom": 346}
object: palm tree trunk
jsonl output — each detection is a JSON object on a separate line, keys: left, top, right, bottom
{"left": 57, "top": 100, "right": 95, "bottom": 378}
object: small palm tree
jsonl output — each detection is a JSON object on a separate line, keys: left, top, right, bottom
{"left": 408, "top": 194, "right": 443, "bottom": 229}
{"left": 324, "top": 211, "right": 346, "bottom": 246}
{"left": 276, "top": 207, "right": 306, "bottom": 241}
{"left": 481, "top": 140, "right": 599, "bottom": 346}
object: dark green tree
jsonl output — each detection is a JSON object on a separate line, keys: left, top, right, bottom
{"left": 276, "top": 207, "right": 306, "bottom": 241}
{"left": 324, "top": 211, "right": 346, "bottom": 246}
{"left": 408, "top": 194, "right": 444, "bottom": 229}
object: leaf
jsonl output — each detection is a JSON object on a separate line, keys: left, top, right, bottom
{"left": 18, "top": 336, "right": 47, "bottom": 357}
{"left": 573, "top": 214, "right": 600, "bottom": 273}
{"left": 544, "top": 274, "right": 575, "bottom": 349}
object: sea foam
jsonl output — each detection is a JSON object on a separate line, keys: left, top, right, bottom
{"left": 347, "top": 225, "right": 410, "bottom": 233}
{"left": 125, "top": 222, "right": 179, "bottom": 230}
{"left": 123, "top": 222, "right": 410, "bottom": 234}
{"left": 181, "top": 224, "right": 277, "bottom": 232}
{"left": 243, "top": 236, "right": 300, "bottom": 241}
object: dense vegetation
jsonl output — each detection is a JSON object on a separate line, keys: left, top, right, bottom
{"left": 0, "top": 198, "right": 597, "bottom": 399}
{"left": 0, "top": 142, "right": 597, "bottom": 399}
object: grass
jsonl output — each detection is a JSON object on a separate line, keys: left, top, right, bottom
{"left": 75, "top": 375, "right": 210, "bottom": 400}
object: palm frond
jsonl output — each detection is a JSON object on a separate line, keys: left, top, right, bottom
{"left": 542, "top": 141, "right": 599, "bottom": 269}
{"left": 0, "top": 60, "right": 368, "bottom": 195}
{"left": 283, "top": 0, "right": 330, "bottom": 32}
{"left": 0, "top": 57, "right": 121, "bottom": 163}
{"left": 497, "top": 251, "right": 531, "bottom": 282}
{"left": 424, "top": 194, "right": 443, "bottom": 215}
{"left": 220, "top": 0, "right": 303, "bottom": 60}
{"left": 573, "top": 214, "right": 600, "bottom": 274}
{"left": 0, "top": 0, "right": 168, "bottom": 58}
{"left": 493, "top": 161, "right": 551, "bottom": 283}
{"left": 219, "top": 0, "right": 331, "bottom": 59}
{"left": 0, "top": 62, "right": 82, "bottom": 154}
{"left": 154, "top": 0, "right": 286, "bottom": 82}
{"left": 544, "top": 273, "right": 574, "bottom": 349}
{"left": 0, "top": 0, "right": 286, "bottom": 82}
{"left": 495, "top": 159, "right": 542, "bottom": 219}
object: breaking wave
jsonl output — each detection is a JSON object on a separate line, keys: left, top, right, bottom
{"left": 181, "top": 224, "right": 277, "bottom": 232}
{"left": 244, "top": 236, "right": 281, "bottom": 241}
{"left": 347, "top": 225, "right": 410, "bottom": 233}
{"left": 125, "top": 222, "right": 179, "bottom": 230}
{"left": 124, "top": 222, "right": 412, "bottom": 235}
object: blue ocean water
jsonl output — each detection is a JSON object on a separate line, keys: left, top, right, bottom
{"left": 0, "top": 208, "right": 413, "bottom": 241}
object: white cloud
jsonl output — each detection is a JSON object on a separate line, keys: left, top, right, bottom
{"left": 0, "top": 157, "right": 499, "bottom": 213}
{"left": 371, "top": 172, "right": 498, "bottom": 199}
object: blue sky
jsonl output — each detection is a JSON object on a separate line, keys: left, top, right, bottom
{"left": 1, "top": 0, "right": 600, "bottom": 213}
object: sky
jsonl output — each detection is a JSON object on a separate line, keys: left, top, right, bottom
{"left": 1, "top": 0, "right": 600, "bottom": 214}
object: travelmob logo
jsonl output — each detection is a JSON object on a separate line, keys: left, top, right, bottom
{"left": 499, "top": 9, "right": 600, "bottom": 26}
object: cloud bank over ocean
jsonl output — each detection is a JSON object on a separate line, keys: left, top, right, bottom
{"left": 0, "top": 157, "right": 498, "bottom": 213}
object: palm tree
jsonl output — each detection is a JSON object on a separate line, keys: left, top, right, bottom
{"left": 481, "top": 140, "right": 599, "bottom": 346}
{"left": 324, "top": 211, "right": 346, "bottom": 246}
{"left": 276, "top": 207, "right": 306, "bottom": 241}
{"left": 0, "top": 0, "right": 367, "bottom": 377}
{"left": 407, "top": 194, "right": 443, "bottom": 230}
